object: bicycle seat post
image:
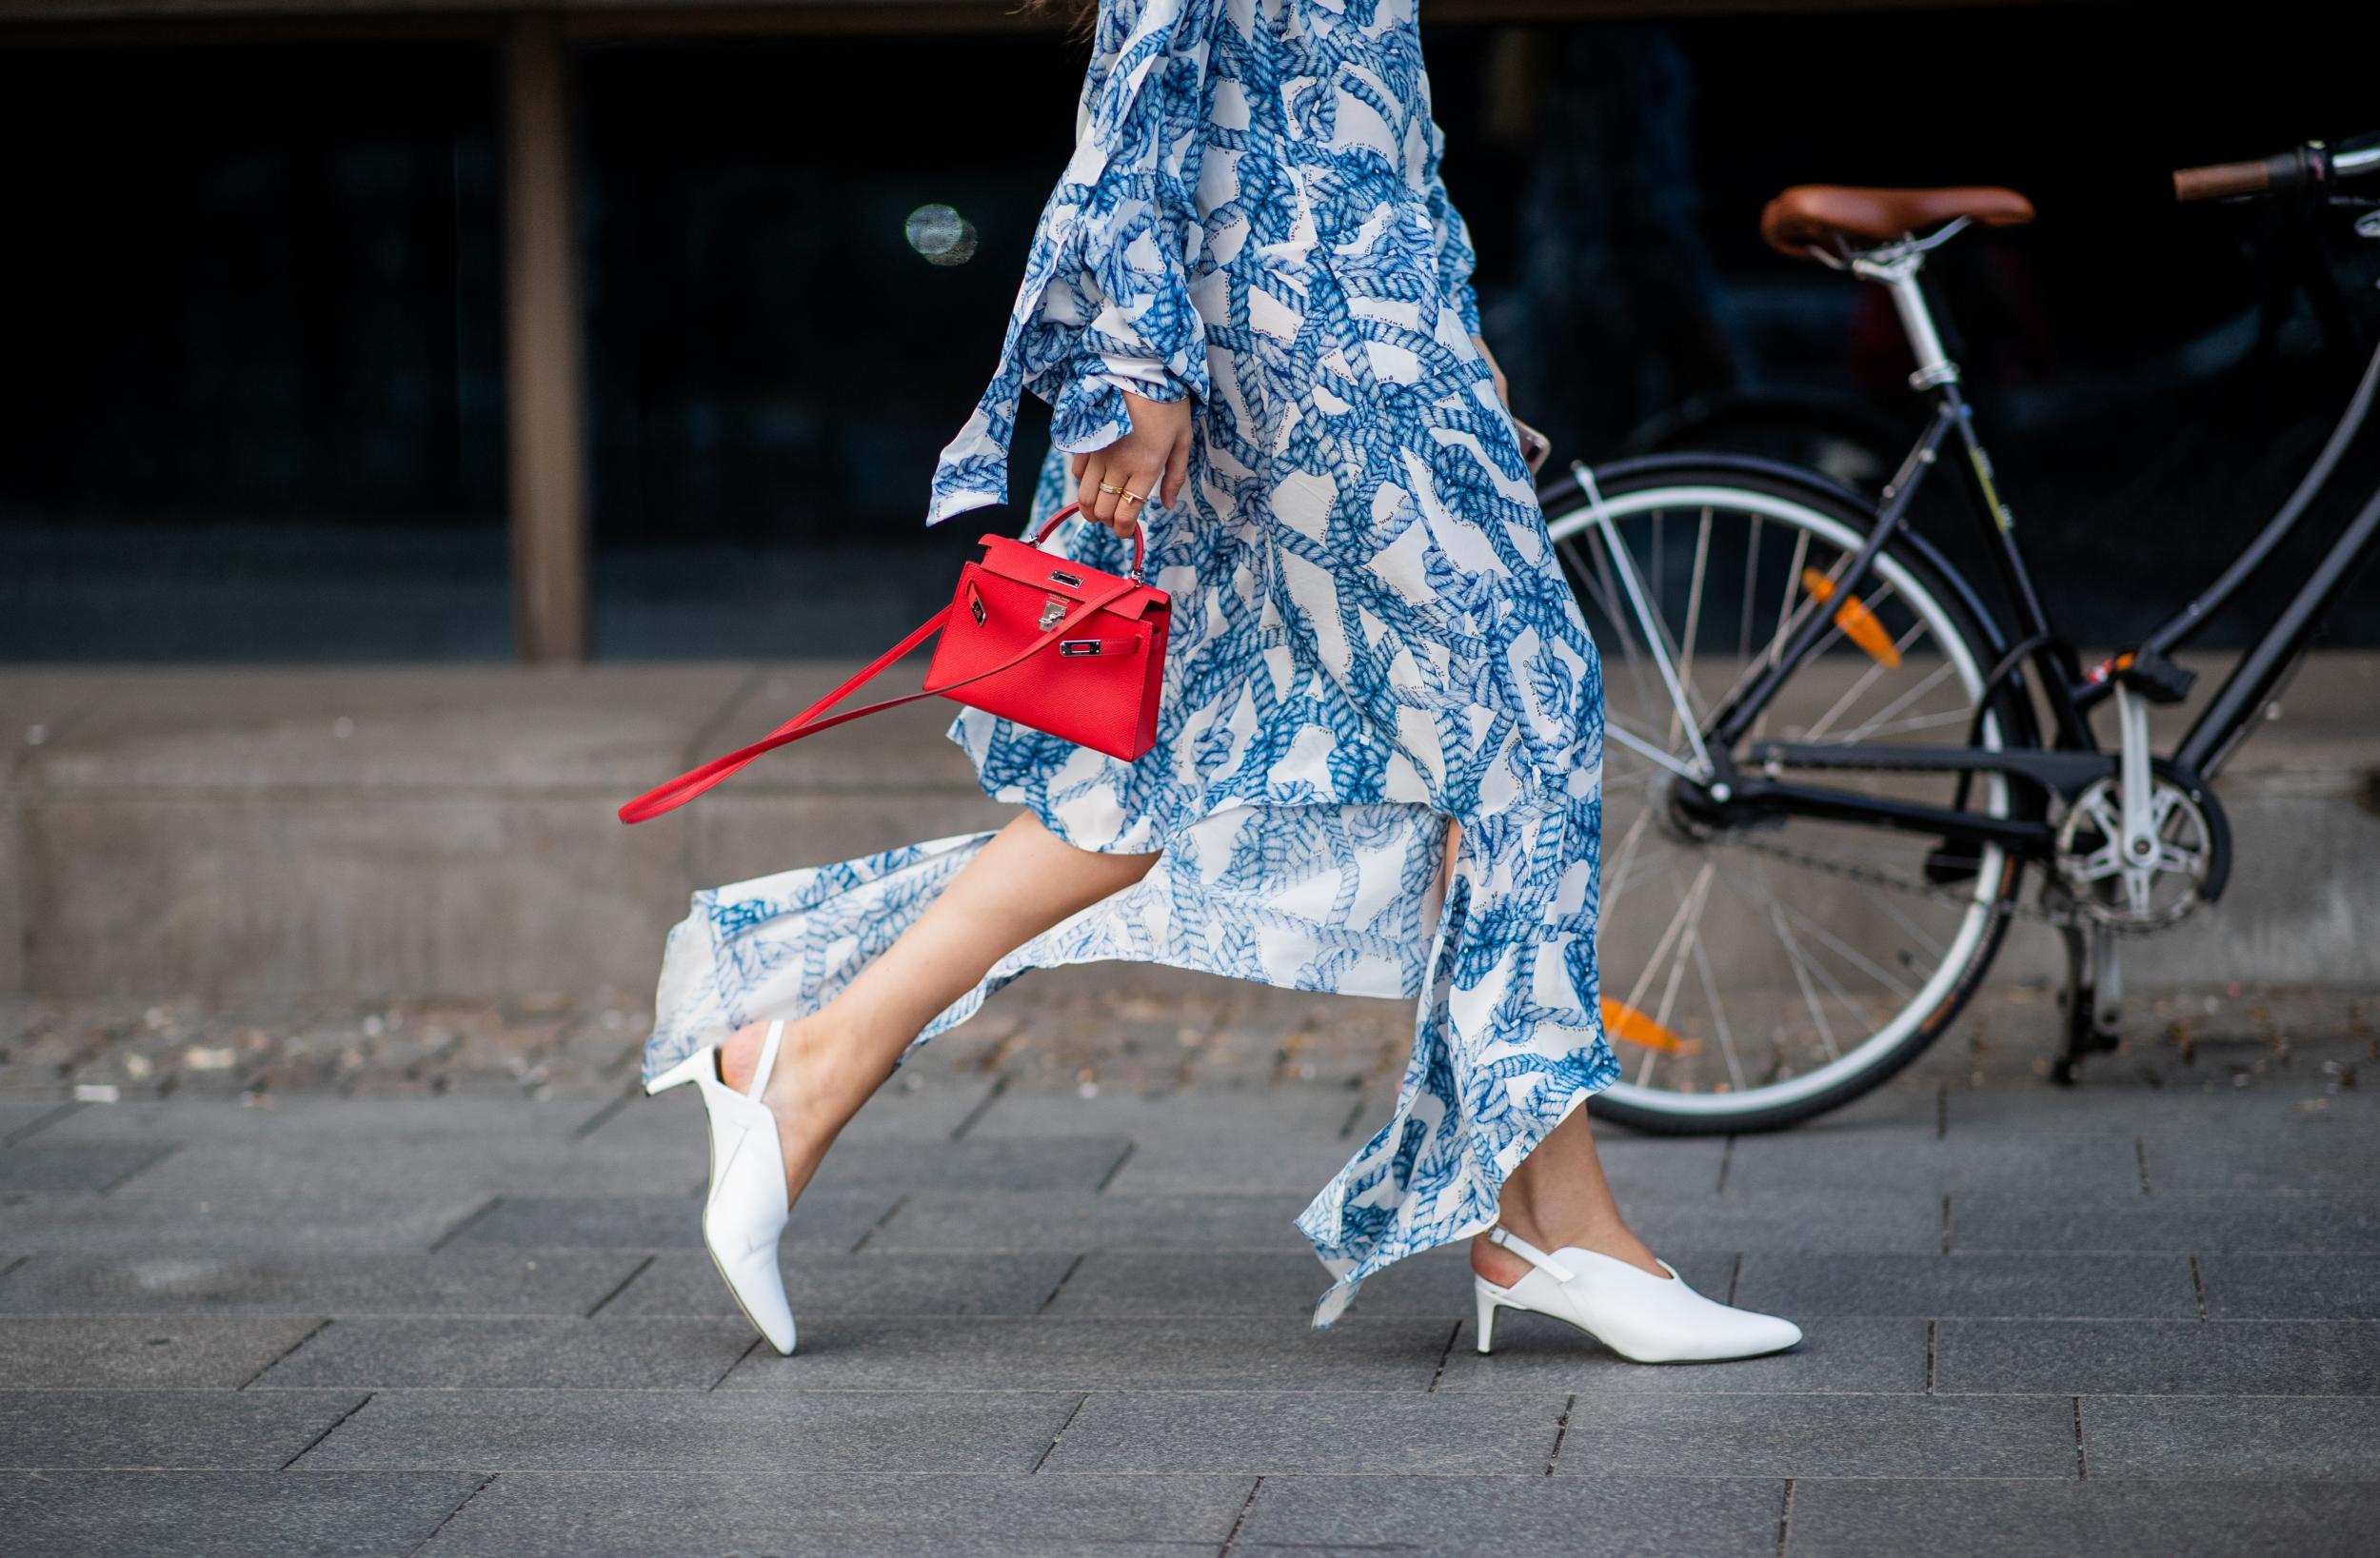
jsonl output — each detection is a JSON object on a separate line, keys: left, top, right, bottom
{"left": 1851, "top": 229, "right": 1966, "bottom": 393}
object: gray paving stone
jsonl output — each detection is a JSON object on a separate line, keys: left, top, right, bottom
{"left": 0, "top": 1103, "right": 76, "bottom": 1142}
{"left": 2143, "top": 1135, "right": 2380, "bottom": 1193}
{"left": 419, "top": 1471, "right": 1255, "bottom": 1558}
{"left": 2083, "top": 1396, "right": 2380, "bottom": 1479}
{"left": 1041, "top": 1245, "right": 1735, "bottom": 1318}
{"left": 1937, "top": 1319, "right": 2380, "bottom": 1394}
{"left": 967, "top": 1085, "right": 1359, "bottom": 1150}
{"left": 0, "top": 1470, "right": 486, "bottom": 1558}
{"left": 1101, "top": 1130, "right": 1376, "bottom": 1195}
{"left": 0, "top": 1250, "right": 644, "bottom": 1316}
{"left": 1945, "top": 1084, "right": 2380, "bottom": 1137}
{"left": 1727, "top": 1129, "right": 2143, "bottom": 1197}
{"left": 2199, "top": 1254, "right": 2380, "bottom": 1319}
{"left": 250, "top": 1316, "right": 757, "bottom": 1390}
{"left": 0, "top": 1316, "right": 326, "bottom": 1388}
{"left": 806, "top": 1136, "right": 1134, "bottom": 1195}
{"left": 101, "top": 1142, "right": 688, "bottom": 1202}
{"left": 1044, "top": 1245, "right": 1431, "bottom": 1318}
{"left": 1950, "top": 1193, "right": 2380, "bottom": 1252}
{"left": 0, "top": 1191, "right": 494, "bottom": 1255}
{"left": 1786, "top": 1477, "right": 2380, "bottom": 1558}
{"left": 1044, "top": 1390, "right": 1571, "bottom": 1473}
{"left": 1551, "top": 1393, "right": 2078, "bottom": 1478}
{"left": 297, "top": 1389, "right": 1078, "bottom": 1473}
{"left": 0, "top": 1142, "right": 177, "bottom": 1194}
{"left": 0, "top": 1390, "right": 368, "bottom": 1469}
{"left": 719, "top": 1315, "right": 1450, "bottom": 1391}
{"left": 443, "top": 1192, "right": 895, "bottom": 1252}
{"left": 1615, "top": 1191, "right": 1946, "bottom": 1253}
{"left": 588, "top": 1072, "right": 999, "bottom": 1154}
{"left": 1436, "top": 1316, "right": 1926, "bottom": 1394}
{"left": 1238, "top": 1473, "right": 1786, "bottom": 1558}
{"left": 873, "top": 1192, "right": 1311, "bottom": 1252}
{"left": 1066, "top": 1090, "right": 1723, "bottom": 1196}
{"left": 30, "top": 1097, "right": 610, "bottom": 1144}
{"left": 605, "top": 1250, "right": 1078, "bottom": 1319}
{"left": 1732, "top": 1252, "right": 2198, "bottom": 1317}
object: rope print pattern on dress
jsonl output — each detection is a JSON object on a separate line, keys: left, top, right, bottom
{"left": 644, "top": 0, "right": 1614, "bottom": 1325}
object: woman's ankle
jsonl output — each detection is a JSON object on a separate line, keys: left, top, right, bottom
{"left": 1471, "top": 1216, "right": 1669, "bottom": 1284}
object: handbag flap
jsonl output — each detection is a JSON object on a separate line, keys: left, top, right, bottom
{"left": 973, "top": 533, "right": 1168, "bottom": 621}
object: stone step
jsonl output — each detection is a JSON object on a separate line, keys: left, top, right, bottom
{"left": 2, "top": 653, "right": 2370, "bottom": 996}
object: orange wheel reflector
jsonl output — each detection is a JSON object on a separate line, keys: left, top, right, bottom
{"left": 1601, "top": 999, "right": 1700, "bottom": 1055}
{"left": 1800, "top": 568, "right": 1901, "bottom": 668}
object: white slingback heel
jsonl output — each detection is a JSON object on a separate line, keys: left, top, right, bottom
{"left": 1473, "top": 1226, "right": 1800, "bottom": 1364}
{"left": 646, "top": 1019, "right": 799, "bottom": 1355}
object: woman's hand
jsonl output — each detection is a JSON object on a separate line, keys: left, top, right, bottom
{"left": 1070, "top": 389, "right": 1193, "bottom": 541}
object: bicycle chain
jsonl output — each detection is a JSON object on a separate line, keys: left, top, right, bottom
{"left": 1707, "top": 829, "right": 2087, "bottom": 931}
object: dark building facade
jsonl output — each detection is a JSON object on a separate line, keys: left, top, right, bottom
{"left": 3, "top": 0, "right": 2373, "bottom": 661}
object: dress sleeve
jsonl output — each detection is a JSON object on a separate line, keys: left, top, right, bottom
{"left": 1419, "top": 101, "right": 1484, "bottom": 339}
{"left": 928, "top": 0, "right": 1218, "bottom": 524}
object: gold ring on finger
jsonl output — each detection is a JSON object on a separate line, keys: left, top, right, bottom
{"left": 1097, "top": 482, "right": 1126, "bottom": 496}
{"left": 1121, "top": 489, "right": 1146, "bottom": 505}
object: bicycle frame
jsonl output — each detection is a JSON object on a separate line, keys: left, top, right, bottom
{"left": 1668, "top": 228, "right": 2380, "bottom": 869}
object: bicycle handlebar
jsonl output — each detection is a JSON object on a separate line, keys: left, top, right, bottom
{"left": 2174, "top": 133, "right": 2380, "bottom": 204}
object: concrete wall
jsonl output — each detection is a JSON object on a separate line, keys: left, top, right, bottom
{"left": 0, "top": 656, "right": 2371, "bottom": 1001}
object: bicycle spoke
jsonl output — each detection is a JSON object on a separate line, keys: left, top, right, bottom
{"left": 1690, "top": 932, "right": 1748, "bottom": 1093}
{"left": 1830, "top": 651, "right": 1954, "bottom": 736}
{"left": 1630, "top": 860, "right": 1714, "bottom": 1088}
{"left": 1767, "top": 898, "right": 1842, "bottom": 1062}
{"left": 1778, "top": 898, "right": 1916, "bottom": 1000}
{"left": 1600, "top": 805, "right": 1655, "bottom": 934}
{"left": 1737, "top": 515, "right": 1762, "bottom": 664}
{"left": 1748, "top": 529, "right": 1812, "bottom": 743}
{"left": 1587, "top": 503, "right": 1712, "bottom": 776}
{"left": 1802, "top": 614, "right": 1926, "bottom": 740}
{"left": 1548, "top": 478, "right": 2016, "bottom": 1127}
{"left": 1606, "top": 719, "right": 1701, "bottom": 779}
{"left": 1672, "top": 508, "right": 1713, "bottom": 748}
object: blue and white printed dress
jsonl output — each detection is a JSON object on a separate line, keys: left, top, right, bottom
{"left": 645, "top": 0, "right": 1613, "bottom": 1325}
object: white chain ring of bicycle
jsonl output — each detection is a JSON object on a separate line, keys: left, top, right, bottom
{"left": 2053, "top": 774, "right": 2215, "bottom": 931}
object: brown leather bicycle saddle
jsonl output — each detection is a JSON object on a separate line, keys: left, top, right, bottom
{"left": 1760, "top": 185, "right": 2036, "bottom": 257}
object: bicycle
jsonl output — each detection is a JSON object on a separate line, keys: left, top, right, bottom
{"left": 1544, "top": 134, "right": 2380, "bottom": 1134}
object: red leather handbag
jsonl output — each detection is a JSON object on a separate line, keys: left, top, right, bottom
{"left": 618, "top": 503, "right": 1169, "bottom": 824}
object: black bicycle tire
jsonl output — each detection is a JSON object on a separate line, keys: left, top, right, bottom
{"left": 1544, "top": 458, "right": 2040, "bottom": 1136}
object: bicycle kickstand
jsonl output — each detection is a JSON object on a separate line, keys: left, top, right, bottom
{"left": 2053, "top": 915, "right": 2125, "bottom": 1084}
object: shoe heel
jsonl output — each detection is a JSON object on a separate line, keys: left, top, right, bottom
{"left": 646, "top": 1047, "right": 716, "bottom": 1096}
{"left": 1475, "top": 1282, "right": 1499, "bottom": 1355}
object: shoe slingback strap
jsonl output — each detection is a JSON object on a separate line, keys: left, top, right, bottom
{"left": 748, "top": 1019, "right": 785, "bottom": 1103}
{"left": 1487, "top": 1226, "right": 1576, "bottom": 1283}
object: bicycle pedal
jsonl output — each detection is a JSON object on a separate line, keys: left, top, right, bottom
{"left": 2091, "top": 644, "right": 2196, "bottom": 705}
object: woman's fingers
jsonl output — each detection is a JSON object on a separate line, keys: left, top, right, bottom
{"left": 1081, "top": 454, "right": 1119, "bottom": 527}
{"left": 1160, "top": 432, "right": 1190, "bottom": 509}
{"left": 1081, "top": 454, "right": 1166, "bottom": 540}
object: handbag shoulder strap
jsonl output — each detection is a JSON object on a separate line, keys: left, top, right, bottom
{"left": 618, "top": 571, "right": 1140, "bottom": 824}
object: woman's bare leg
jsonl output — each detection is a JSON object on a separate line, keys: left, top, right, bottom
{"left": 718, "top": 810, "right": 1159, "bottom": 1200}
{"left": 1440, "top": 816, "right": 1666, "bottom": 1285}
{"left": 1472, "top": 1106, "right": 1667, "bottom": 1283}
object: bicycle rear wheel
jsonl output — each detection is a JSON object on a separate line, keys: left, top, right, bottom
{"left": 1545, "top": 460, "right": 2032, "bottom": 1134}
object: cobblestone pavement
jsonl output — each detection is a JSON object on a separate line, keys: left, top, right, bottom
{"left": 1, "top": 975, "right": 2374, "bottom": 1556}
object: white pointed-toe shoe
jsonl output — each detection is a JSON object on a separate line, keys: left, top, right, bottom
{"left": 647, "top": 1018, "right": 798, "bottom": 1354}
{"left": 1473, "top": 1226, "right": 1800, "bottom": 1364}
